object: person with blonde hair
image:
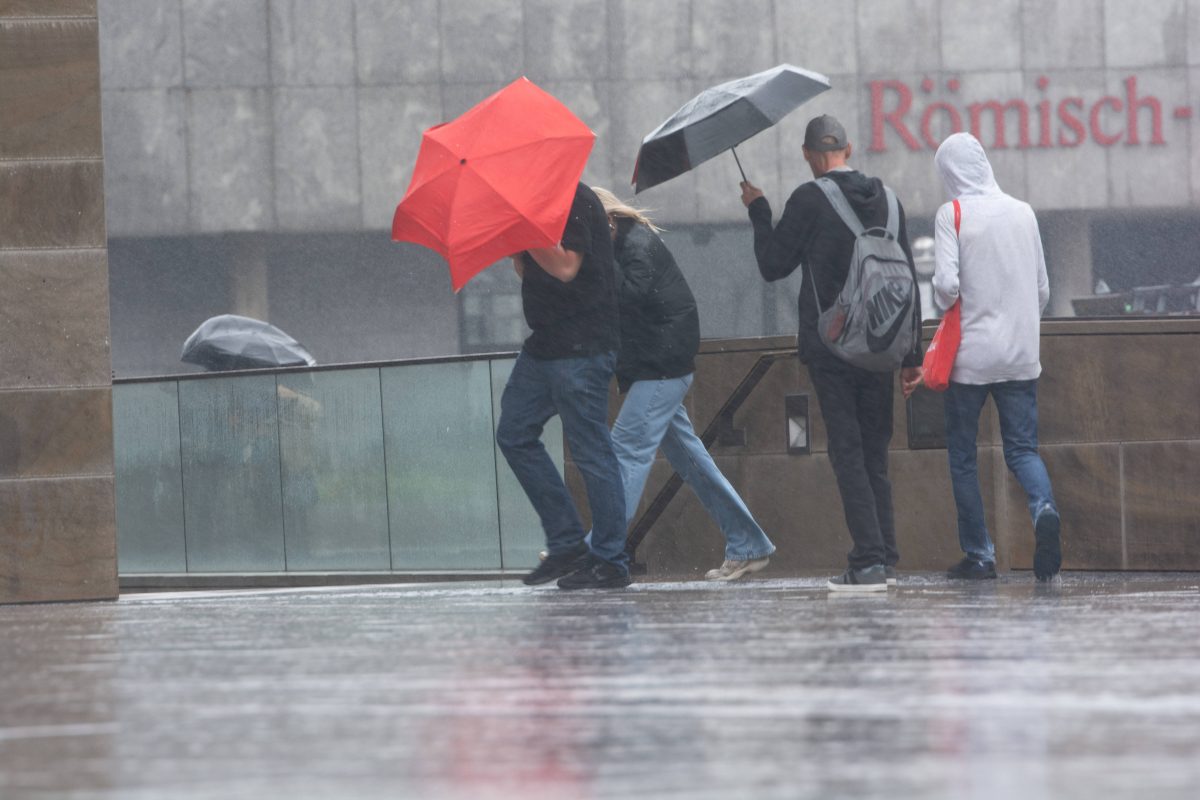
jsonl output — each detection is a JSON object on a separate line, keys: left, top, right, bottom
{"left": 592, "top": 186, "right": 775, "bottom": 580}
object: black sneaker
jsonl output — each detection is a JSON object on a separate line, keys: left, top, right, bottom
{"left": 522, "top": 544, "right": 588, "bottom": 586}
{"left": 1033, "top": 507, "right": 1062, "bottom": 581}
{"left": 827, "top": 564, "right": 888, "bottom": 592}
{"left": 556, "top": 555, "right": 632, "bottom": 590}
{"left": 947, "top": 556, "right": 997, "bottom": 580}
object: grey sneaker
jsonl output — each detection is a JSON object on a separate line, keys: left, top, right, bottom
{"left": 705, "top": 557, "right": 770, "bottom": 582}
{"left": 827, "top": 564, "right": 889, "bottom": 592}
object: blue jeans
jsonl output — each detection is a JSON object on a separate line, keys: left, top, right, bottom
{"left": 943, "top": 379, "right": 1057, "bottom": 563}
{"left": 611, "top": 374, "right": 775, "bottom": 561}
{"left": 496, "top": 350, "right": 628, "bottom": 570}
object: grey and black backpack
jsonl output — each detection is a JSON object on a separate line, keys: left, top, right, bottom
{"left": 811, "top": 177, "right": 917, "bottom": 372}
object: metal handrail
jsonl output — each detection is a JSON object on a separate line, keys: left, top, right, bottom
{"left": 623, "top": 349, "right": 795, "bottom": 562}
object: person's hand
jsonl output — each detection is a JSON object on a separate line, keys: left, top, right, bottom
{"left": 740, "top": 180, "right": 764, "bottom": 207}
{"left": 511, "top": 255, "right": 524, "bottom": 279}
{"left": 901, "top": 366, "right": 924, "bottom": 399}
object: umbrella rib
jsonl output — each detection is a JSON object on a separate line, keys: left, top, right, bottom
{"left": 465, "top": 132, "right": 592, "bottom": 164}
{"left": 446, "top": 173, "right": 532, "bottom": 258}
{"left": 447, "top": 137, "right": 586, "bottom": 254}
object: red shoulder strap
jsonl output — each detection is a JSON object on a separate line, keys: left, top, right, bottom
{"left": 952, "top": 198, "right": 961, "bottom": 235}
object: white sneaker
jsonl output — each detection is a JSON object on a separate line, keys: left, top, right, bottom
{"left": 705, "top": 557, "right": 770, "bottom": 581}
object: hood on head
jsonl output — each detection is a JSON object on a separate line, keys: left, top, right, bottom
{"left": 934, "top": 132, "right": 1000, "bottom": 198}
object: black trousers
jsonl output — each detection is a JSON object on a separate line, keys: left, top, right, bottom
{"left": 806, "top": 354, "right": 899, "bottom": 570}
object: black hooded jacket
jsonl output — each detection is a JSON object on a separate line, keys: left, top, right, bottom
{"left": 612, "top": 218, "right": 700, "bottom": 392}
{"left": 747, "top": 168, "right": 923, "bottom": 368}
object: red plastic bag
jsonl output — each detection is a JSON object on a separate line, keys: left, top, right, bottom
{"left": 921, "top": 199, "right": 961, "bottom": 392}
{"left": 922, "top": 299, "right": 960, "bottom": 391}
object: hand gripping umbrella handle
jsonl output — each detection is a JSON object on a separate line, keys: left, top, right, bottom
{"left": 730, "top": 146, "right": 748, "bottom": 182}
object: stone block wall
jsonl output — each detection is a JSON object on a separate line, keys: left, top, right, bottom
{"left": 0, "top": 0, "right": 117, "bottom": 603}
{"left": 567, "top": 320, "right": 1200, "bottom": 577}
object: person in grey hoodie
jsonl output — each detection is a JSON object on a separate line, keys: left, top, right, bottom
{"left": 927, "top": 132, "right": 1061, "bottom": 581}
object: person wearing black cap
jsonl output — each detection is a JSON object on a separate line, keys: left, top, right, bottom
{"left": 739, "top": 114, "right": 924, "bottom": 592}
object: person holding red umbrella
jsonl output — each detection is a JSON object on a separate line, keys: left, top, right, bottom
{"left": 391, "top": 79, "right": 629, "bottom": 589}
{"left": 496, "top": 183, "right": 632, "bottom": 590}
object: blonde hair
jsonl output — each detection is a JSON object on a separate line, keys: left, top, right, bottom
{"left": 591, "top": 186, "right": 663, "bottom": 232}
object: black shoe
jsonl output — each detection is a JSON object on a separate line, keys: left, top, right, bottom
{"left": 947, "top": 556, "right": 997, "bottom": 580}
{"left": 556, "top": 555, "right": 632, "bottom": 590}
{"left": 522, "top": 544, "right": 588, "bottom": 586}
{"left": 827, "top": 564, "right": 888, "bottom": 592}
{"left": 1033, "top": 507, "right": 1062, "bottom": 581}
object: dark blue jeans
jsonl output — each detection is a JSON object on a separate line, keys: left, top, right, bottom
{"left": 943, "top": 379, "right": 1057, "bottom": 562}
{"left": 496, "top": 349, "right": 628, "bottom": 570}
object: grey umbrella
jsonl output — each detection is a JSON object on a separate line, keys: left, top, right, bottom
{"left": 181, "top": 314, "right": 317, "bottom": 371}
{"left": 632, "top": 63, "right": 831, "bottom": 193}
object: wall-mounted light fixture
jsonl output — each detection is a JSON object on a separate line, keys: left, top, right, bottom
{"left": 785, "top": 394, "right": 809, "bottom": 455}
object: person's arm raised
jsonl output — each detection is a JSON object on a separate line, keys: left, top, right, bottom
{"left": 526, "top": 245, "right": 583, "bottom": 282}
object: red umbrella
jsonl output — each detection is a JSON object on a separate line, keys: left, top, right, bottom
{"left": 391, "top": 77, "right": 595, "bottom": 292}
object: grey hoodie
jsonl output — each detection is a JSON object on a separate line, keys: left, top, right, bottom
{"left": 932, "top": 133, "right": 1050, "bottom": 384}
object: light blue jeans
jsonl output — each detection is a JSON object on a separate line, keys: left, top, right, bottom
{"left": 612, "top": 374, "right": 775, "bottom": 561}
{"left": 943, "top": 379, "right": 1057, "bottom": 563}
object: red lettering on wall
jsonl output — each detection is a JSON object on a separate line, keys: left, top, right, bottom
{"left": 864, "top": 75, "right": 1185, "bottom": 152}
{"left": 1124, "top": 76, "right": 1164, "bottom": 145}
{"left": 968, "top": 100, "right": 1031, "bottom": 149}
{"left": 869, "top": 80, "right": 921, "bottom": 152}
{"left": 1090, "top": 96, "right": 1124, "bottom": 146}
{"left": 1058, "top": 98, "right": 1086, "bottom": 146}
{"left": 1036, "top": 100, "right": 1052, "bottom": 147}
{"left": 920, "top": 103, "right": 963, "bottom": 149}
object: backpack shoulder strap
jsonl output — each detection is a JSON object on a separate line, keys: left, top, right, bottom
{"left": 814, "top": 177, "right": 865, "bottom": 237}
{"left": 882, "top": 186, "right": 899, "bottom": 239}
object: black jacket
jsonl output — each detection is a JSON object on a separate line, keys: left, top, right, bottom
{"left": 612, "top": 218, "right": 700, "bottom": 391}
{"left": 520, "top": 183, "right": 620, "bottom": 360}
{"left": 748, "top": 169, "right": 923, "bottom": 368}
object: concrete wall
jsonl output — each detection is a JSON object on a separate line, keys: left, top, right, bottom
{"left": 95, "top": 0, "right": 1200, "bottom": 234}
{"left": 0, "top": 1, "right": 117, "bottom": 603}
{"left": 570, "top": 320, "right": 1200, "bottom": 576}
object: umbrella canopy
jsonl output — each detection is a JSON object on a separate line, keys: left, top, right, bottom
{"left": 181, "top": 314, "right": 317, "bottom": 371}
{"left": 632, "top": 64, "right": 831, "bottom": 193}
{"left": 392, "top": 77, "right": 595, "bottom": 292}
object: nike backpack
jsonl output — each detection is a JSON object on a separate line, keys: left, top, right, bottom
{"left": 810, "top": 176, "right": 917, "bottom": 372}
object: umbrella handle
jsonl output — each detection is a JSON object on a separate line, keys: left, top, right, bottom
{"left": 730, "top": 146, "right": 748, "bottom": 183}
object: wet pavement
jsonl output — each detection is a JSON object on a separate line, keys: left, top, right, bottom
{"left": 2, "top": 572, "right": 1199, "bottom": 800}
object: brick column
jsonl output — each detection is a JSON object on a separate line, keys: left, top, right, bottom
{"left": 0, "top": 0, "right": 117, "bottom": 603}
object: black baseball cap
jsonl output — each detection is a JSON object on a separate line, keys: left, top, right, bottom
{"left": 804, "top": 114, "right": 849, "bottom": 151}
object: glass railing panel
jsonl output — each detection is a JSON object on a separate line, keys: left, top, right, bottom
{"left": 112, "top": 382, "right": 187, "bottom": 573}
{"left": 277, "top": 369, "right": 391, "bottom": 570}
{"left": 489, "top": 358, "right": 559, "bottom": 570}
{"left": 381, "top": 360, "right": 501, "bottom": 569}
{"left": 178, "top": 374, "right": 286, "bottom": 571}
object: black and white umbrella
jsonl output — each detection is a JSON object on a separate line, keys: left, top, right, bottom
{"left": 181, "top": 314, "right": 316, "bottom": 372}
{"left": 632, "top": 63, "right": 831, "bottom": 193}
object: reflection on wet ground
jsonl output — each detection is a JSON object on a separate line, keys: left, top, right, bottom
{"left": 1, "top": 572, "right": 1198, "bottom": 799}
